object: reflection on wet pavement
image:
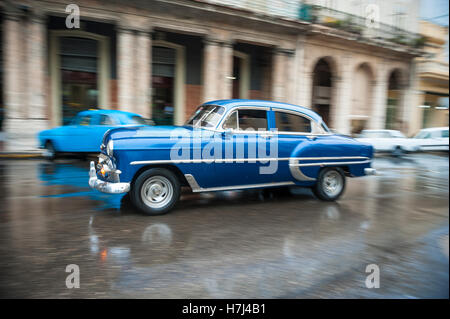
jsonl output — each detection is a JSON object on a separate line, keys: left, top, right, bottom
{"left": 0, "top": 154, "right": 448, "bottom": 298}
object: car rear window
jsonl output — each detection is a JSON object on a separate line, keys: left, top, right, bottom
{"left": 129, "top": 116, "right": 146, "bottom": 125}
{"left": 275, "top": 111, "right": 311, "bottom": 133}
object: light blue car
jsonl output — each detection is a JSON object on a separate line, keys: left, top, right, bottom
{"left": 38, "top": 109, "right": 152, "bottom": 160}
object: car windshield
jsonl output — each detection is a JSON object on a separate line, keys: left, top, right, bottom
{"left": 414, "top": 131, "right": 431, "bottom": 139}
{"left": 186, "top": 105, "right": 225, "bottom": 128}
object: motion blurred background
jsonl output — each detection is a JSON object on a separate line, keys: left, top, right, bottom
{"left": 0, "top": 0, "right": 448, "bottom": 151}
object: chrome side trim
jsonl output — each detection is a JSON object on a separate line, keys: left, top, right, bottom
{"left": 289, "top": 158, "right": 316, "bottom": 181}
{"left": 131, "top": 156, "right": 370, "bottom": 166}
{"left": 184, "top": 174, "right": 294, "bottom": 193}
{"left": 290, "top": 160, "right": 371, "bottom": 167}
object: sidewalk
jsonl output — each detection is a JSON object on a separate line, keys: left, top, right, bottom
{"left": 0, "top": 132, "right": 42, "bottom": 158}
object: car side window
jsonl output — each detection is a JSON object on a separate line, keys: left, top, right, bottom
{"left": 237, "top": 109, "right": 268, "bottom": 131}
{"left": 99, "top": 115, "right": 115, "bottom": 125}
{"left": 275, "top": 111, "right": 311, "bottom": 133}
{"left": 78, "top": 115, "right": 92, "bottom": 126}
{"left": 442, "top": 130, "right": 449, "bottom": 138}
{"left": 223, "top": 111, "right": 238, "bottom": 130}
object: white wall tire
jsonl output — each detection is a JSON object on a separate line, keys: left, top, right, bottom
{"left": 312, "top": 167, "right": 346, "bottom": 201}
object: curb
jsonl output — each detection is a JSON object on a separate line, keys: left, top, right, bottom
{"left": 0, "top": 153, "right": 43, "bottom": 159}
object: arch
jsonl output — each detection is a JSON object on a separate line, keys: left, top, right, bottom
{"left": 349, "top": 62, "right": 375, "bottom": 134}
{"left": 151, "top": 40, "right": 186, "bottom": 125}
{"left": 310, "top": 56, "right": 338, "bottom": 127}
{"left": 50, "top": 30, "right": 110, "bottom": 126}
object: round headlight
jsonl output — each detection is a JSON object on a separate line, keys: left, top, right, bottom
{"left": 106, "top": 139, "right": 114, "bottom": 156}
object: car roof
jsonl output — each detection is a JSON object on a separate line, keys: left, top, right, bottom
{"left": 419, "top": 127, "right": 449, "bottom": 132}
{"left": 77, "top": 109, "right": 142, "bottom": 118}
{"left": 361, "top": 129, "right": 401, "bottom": 133}
{"left": 203, "top": 99, "right": 324, "bottom": 123}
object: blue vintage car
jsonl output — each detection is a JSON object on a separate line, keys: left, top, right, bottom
{"left": 38, "top": 109, "right": 152, "bottom": 159}
{"left": 89, "top": 100, "right": 376, "bottom": 215}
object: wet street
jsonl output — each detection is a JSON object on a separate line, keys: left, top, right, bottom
{"left": 0, "top": 154, "right": 448, "bottom": 298}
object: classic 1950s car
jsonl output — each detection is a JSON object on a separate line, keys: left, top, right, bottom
{"left": 89, "top": 99, "right": 376, "bottom": 215}
{"left": 38, "top": 109, "right": 153, "bottom": 160}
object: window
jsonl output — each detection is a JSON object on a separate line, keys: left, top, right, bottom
{"left": 275, "top": 112, "right": 311, "bottom": 133}
{"left": 238, "top": 109, "right": 268, "bottom": 131}
{"left": 442, "top": 130, "right": 449, "bottom": 138}
{"left": 129, "top": 116, "right": 146, "bottom": 125}
{"left": 223, "top": 111, "right": 238, "bottom": 130}
{"left": 99, "top": 115, "right": 114, "bottom": 125}
{"left": 78, "top": 115, "right": 92, "bottom": 126}
{"left": 414, "top": 131, "right": 431, "bottom": 139}
{"left": 186, "top": 105, "right": 225, "bottom": 128}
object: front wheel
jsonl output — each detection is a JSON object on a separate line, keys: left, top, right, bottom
{"left": 312, "top": 167, "right": 346, "bottom": 201}
{"left": 130, "top": 168, "right": 181, "bottom": 215}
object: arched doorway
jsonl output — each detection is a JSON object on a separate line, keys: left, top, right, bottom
{"left": 312, "top": 58, "right": 334, "bottom": 127}
{"left": 151, "top": 40, "right": 185, "bottom": 125}
{"left": 385, "top": 69, "right": 404, "bottom": 130}
{"left": 350, "top": 63, "right": 374, "bottom": 135}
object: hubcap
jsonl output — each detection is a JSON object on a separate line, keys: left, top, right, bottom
{"left": 44, "top": 145, "right": 54, "bottom": 158}
{"left": 141, "top": 176, "right": 173, "bottom": 209}
{"left": 322, "top": 170, "right": 343, "bottom": 197}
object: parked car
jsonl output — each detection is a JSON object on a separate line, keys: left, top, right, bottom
{"left": 38, "top": 109, "right": 153, "bottom": 160}
{"left": 356, "top": 129, "right": 420, "bottom": 155}
{"left": 411, "top": 127, "right": 449, "bottom": 151}
{"left": 89, "top": 99, "right": 376, "bottom": 215}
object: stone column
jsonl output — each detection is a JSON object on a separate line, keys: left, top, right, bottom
{"left": 202, "top": 37, "right": 221, "bottom": 102}
{"left": 117, "top": 27, "right": 135, "bottom": 112}
{"left": 135, "top": 30, "right": 151, "bottom": 118}
{"left": 293, "top": 35, "right": 307, "bottom": 107}
{"left": 27, "top": 11, "right": 47, "bottom": 122}
{"left": 272, "top": 47, "right": 286, "bottom": 102}
{"left": 284, "top": 49, "right": 296, "bottom": 104}
{"left": 401, "top": 61, "right": 420, "bottom": 135}
{"left": 3, "top": 10, "right": 23, "bottom": 122}
{"left": 333, "top": 54, "right": 353, "bottom": 134}
{"left": 219, "top": 40, "right": 234, "bottom": 100}
{"left": 370, "top": 77, "right": 388, "bottom": 130}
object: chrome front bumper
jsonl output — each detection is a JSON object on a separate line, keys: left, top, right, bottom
{"left": 89, "top": 161, "right": 130, "bottom": 194}
{"left": 364, "top": 168, "right": 377, "bottom": 175}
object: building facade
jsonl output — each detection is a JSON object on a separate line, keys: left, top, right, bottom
{"left": 0, "top": 0, "right": 425, "bottom": 151}
{"left": 409, "top": 20, "right": 449, "bottom": 133}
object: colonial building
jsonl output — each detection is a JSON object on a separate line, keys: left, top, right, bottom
{"left": 410, "top": 20, "right": 449, "bottom": 133}
{"left": 0, "top": 0, "right": 425, "bottom": 151}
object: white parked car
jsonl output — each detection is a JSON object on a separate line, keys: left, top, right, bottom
{"left": 411, "top": 127, "right": 449, "bottom": 151}
{"left": 356, "top": 129, "right": 420, "bottom": 155}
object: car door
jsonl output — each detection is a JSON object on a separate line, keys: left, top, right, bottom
{"left": 215, "top": 107, "right": 272, "bottom": 187}
{"left": 269, "top": 109, "right": 321, "bottom": 183}
{"left": 59, "top": 114, "right": 94, "bottom": 152}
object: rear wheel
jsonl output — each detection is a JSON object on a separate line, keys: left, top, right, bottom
{"left": 312, "top": 167, "right": 346, "bottom": 201}
{"left": 43, "top": 141, "right": 57, "bottom": 160}
{"left": 130, "top": 168, "right": 181, "bottom": 215}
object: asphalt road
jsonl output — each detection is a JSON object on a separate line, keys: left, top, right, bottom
{"left": 0, "top": 153, "right": 448, "bottom": 298}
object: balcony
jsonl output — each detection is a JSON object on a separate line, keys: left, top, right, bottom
{"left": 418, "top": 60, "right": 450, "bottom": 80}
{"left": 201, "top": 1, "right": 425, "bottom": 49}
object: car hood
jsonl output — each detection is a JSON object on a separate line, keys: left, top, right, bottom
{"left": 104, "top": 125, "right": 199, "bottom": 142}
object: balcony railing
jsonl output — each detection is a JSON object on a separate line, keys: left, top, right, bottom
{"left": 202, "top": 1, "right": 425, "bottom": 49}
